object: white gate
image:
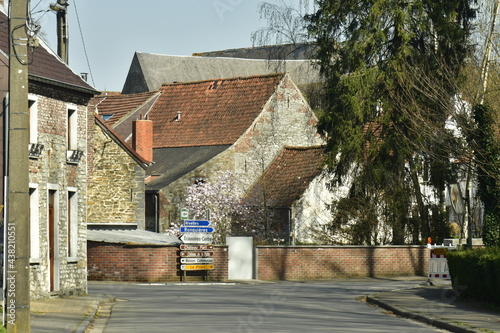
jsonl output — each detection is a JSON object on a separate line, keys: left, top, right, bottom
{"left": 227, "top": 237, "right": 254, "bottom": 280}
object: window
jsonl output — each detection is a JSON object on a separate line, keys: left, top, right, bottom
{"left": 67, "top": 106, "right": 77, "bottom": 151}
{"left": 102, "top": 114, "right": 114, "bottom": 121}
{"left": 28, "top": 95, "right": 38, "bottom": 144}
{"left": 67, "top": 189, "right": 78, "bottom": 259}
{"left": 29, "top": 184, "right": 40, "bottom": 260}
{"left": 28, "top": 95, "right": 44, "bottom": 158}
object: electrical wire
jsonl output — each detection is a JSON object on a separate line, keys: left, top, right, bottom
{"left": 73, "top": 0, "right": 95, "bottom": 86}
{"left": 30, "top": 0, "right": 44, "bottom": 12}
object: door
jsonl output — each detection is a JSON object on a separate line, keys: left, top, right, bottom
{"left": 227, "top": 237, "right": 254, "bottom": 280}
{"left": 48, "top": 190, "right": 55, "bottom": 291}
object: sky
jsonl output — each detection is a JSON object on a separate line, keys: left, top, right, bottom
{"left": 27, "top": 0, "right": 293, "bottom": 92}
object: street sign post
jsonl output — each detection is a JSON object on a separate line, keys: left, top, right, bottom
{"left": 178, "top": 218, "right": 214, "bottom": 280}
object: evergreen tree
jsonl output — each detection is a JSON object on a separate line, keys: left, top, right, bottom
{"left": 307, "top": 0, "right": 477, "bottom": 244}
{"left": 473, "top": 104, "right": 500, "bottom": 247}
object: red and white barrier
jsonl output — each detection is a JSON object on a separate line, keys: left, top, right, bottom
{"left": 427, "top": 244, "right": 456, "bottom": 280}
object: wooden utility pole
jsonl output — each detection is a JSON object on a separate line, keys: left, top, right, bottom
{"left": 5, "top": 0, "right": 31, "bottom": 331}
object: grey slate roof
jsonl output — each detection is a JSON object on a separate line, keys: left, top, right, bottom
{"left": 122, "top": 53, "right": 320, "bottom": 94}
{"left": 87, "top": 229, "right": 180, "bottom": 246}
{"left": 193, "top": 43, "right": 318, "bottom": 60}
{"left": 146, "top": 145, "right": 231, "bottom": 190}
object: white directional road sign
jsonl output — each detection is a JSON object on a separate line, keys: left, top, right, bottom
{"left": 180, "top": 258, "right": 214, "bottom": 264}
{"left": 180, "top": 233, "right": 213, "bottom": 244}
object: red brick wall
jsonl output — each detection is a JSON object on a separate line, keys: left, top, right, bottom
{"left": 87, "top": 242, "right": 228, "bottom": 282}
{"left": 88, "top": 243, "right": 428, "bottom": 282}
{"left": 256, "top": 246, "right": 429, "bottom": 280}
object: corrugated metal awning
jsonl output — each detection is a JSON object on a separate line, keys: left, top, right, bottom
{"left": 87, "top": 229, "right": 180, "bottom": 246}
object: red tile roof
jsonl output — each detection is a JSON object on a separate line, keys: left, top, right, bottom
{"left": 244, "top": 146, "right": 326, "bottom": 207}
{"left": 0, "top": 11, "right": 96, "bottom": 93}
{"left": 150, "top": 74, "right": 284, "bottom": 148}
{"left": 94, "top": 91, "right": 160, "bottom": 126}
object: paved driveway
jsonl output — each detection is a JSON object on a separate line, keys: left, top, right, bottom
{"left": 89, "top": 279, "right": 446, "bottom": 333}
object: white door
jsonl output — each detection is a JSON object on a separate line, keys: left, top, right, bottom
{"left": 227, "top": 237, "right": 254, "bottom": 280}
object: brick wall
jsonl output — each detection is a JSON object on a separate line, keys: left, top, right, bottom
{"left": 87, "top": 242, "right": 228, "bottom": 282}
{"left": 256, "top": 246, "right": 429, "bottom": 280}
{"left": 88, "top": 243, "right": 428, "bottom": 282}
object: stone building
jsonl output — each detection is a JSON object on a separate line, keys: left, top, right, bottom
{"left": 242, "top": 146, "right": 330, "bottom": 244}
{"left": 0, "top": 10, "right": 98, "bottom": 298}
{"left": 86, "top": 114, "right": 151, "bottom": 229}
{"left": 145, "top": 73, "right": 324, "bottom": 232}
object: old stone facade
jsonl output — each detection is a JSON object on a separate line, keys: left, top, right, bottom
{"left": 27, "top": 81, "right": 92, "bottom": 299}
{"left": 87, "top": 115, "right": 148, "bottom": 229}
{"left": 154, "top": 74, "right": 324, "bottom": 231}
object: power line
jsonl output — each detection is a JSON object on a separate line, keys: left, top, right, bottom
{"left": 73, "top": 0, "right": 95, "bottom": 87}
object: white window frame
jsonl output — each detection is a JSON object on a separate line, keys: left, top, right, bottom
{"left": 67, "top": 104, "right": 78, "bottom": 151}
{"left": 67, "top": 188, "right": 79, "bottom": 260}
{"left": 28, "top": 94, "right": 38, "bottom": 144}
{"left": 29, "top": 183, "right": 40, "bottom": 262}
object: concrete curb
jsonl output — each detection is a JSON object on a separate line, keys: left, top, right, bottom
{"left": 366, "top": 295, "right": 476, "bottom": 333}
{"left": 75, "top": 300, "right": 100, "bottom": 333}
{"left": 75, "top": 296, "right": 115, "bottom": 333}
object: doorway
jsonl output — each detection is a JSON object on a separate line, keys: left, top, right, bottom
{"left": 48, "top": 188, "right": 59, "bottom": 292}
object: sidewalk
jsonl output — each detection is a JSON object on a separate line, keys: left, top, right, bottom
{"left": 30, "top": 295, "right": 113, "bottom": 333}
{"left": 367, "top": 280, "right": 500, "bottom": 333}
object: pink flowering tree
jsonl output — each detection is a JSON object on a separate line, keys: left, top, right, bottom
{"left": 182, "top": 171, "right": 249, "bottom": 244}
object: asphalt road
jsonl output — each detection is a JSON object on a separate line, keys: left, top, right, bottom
{"left": 89, "top": 279, "right": 447, "bottom": 333}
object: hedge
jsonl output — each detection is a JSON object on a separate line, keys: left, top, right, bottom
{"left": 447, "top": 247, "right": 500, "bottom": 304}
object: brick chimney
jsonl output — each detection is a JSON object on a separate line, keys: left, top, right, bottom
{"left": 132, "top": 115, "right": 153, "bottom": 162}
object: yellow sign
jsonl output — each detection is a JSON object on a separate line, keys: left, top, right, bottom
{"left": 180, "top": 264, "right": 214, "bottom": 271}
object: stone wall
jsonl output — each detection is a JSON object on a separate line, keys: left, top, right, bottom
{"left": 87, "top": 119, "right": 146, "bottom": 228}
{"left": 27, "top": 81, "right": 90, "bottom": 299}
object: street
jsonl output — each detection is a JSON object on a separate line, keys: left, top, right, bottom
{"left": 88, "top": 279, "right": 448, "bottom": 332}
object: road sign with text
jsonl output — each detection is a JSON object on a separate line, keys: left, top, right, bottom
{"left": 180, "top": 226, "right": 214, "bottom": 233}
{"left": 183, "top": 220, "right": 210, "bottom": 227}
{"left": 181, "top": 264, "right": 214, "bottom": 271}
{"left": 180, "top": 258, "right": 214, "bottom": 264}
{"left": 180, "top": 233, "right": 213, "bottom": 244}
{"left": 180, "top": 251, "right": 214, "bottom": 258}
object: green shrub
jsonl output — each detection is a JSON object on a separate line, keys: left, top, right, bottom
{"left": 447, "top": 247, "right": 500, "bottom": 304}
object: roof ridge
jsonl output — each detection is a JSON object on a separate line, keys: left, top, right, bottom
{"left": 160, "top": 73, "right": 285, "bottom": 88}
{"left": 283, "top": 145, "right": 326, "bottom": 151}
